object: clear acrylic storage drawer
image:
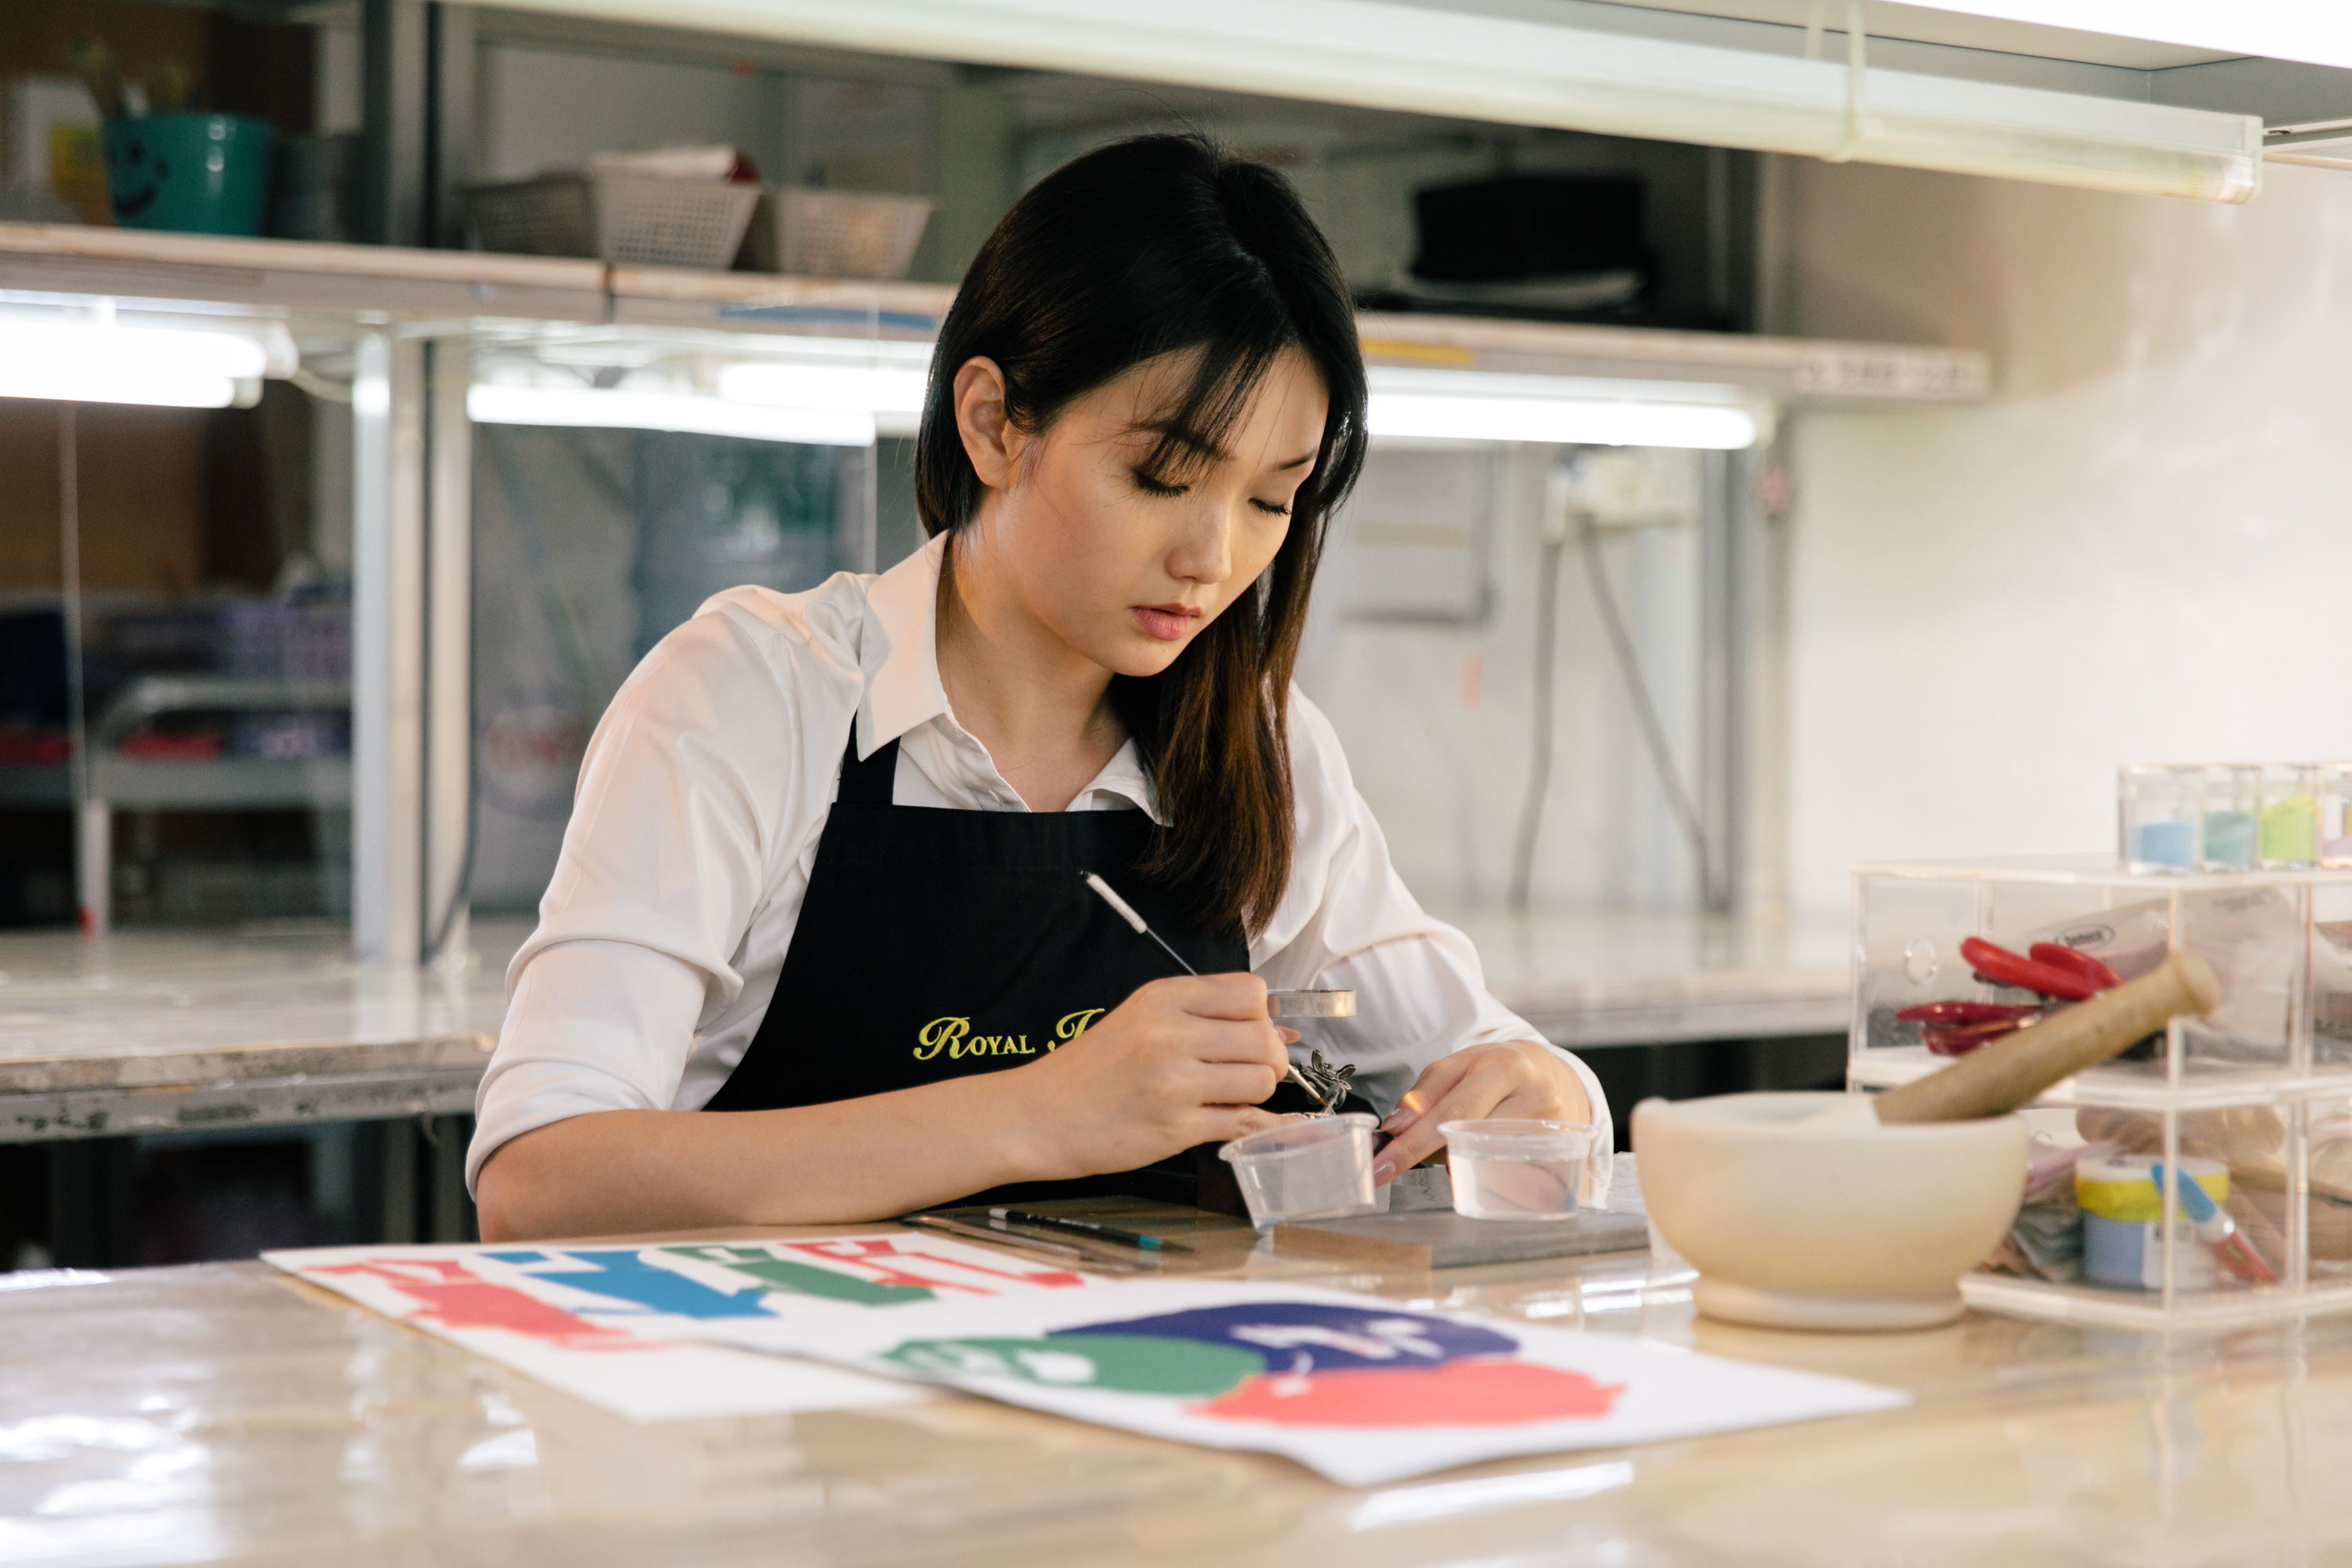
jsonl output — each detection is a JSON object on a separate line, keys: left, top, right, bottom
{"left": 1851, "top": 855, "right": 2352, "bottom": 1329}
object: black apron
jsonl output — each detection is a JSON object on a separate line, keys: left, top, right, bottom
{"left": 702, "top": 728, "right": 1363, "bottom": 1207}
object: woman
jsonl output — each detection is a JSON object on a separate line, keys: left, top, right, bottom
{"left": 472, "top": 134, "right": 1604, "bottom": 1240}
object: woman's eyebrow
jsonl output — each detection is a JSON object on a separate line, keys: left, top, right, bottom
{"left": 1134, "top": 423, "right": 1230, "bottom": 464}
{"left": 1132, "top": 427, "right": 1314, "bottom": 473}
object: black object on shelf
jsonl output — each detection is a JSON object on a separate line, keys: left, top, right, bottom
{"left": 269, "top": 133, "right": 361, "bottom": 244}
{"left": 1363, "top": 172, "right": 1737, "bottom": 328}
{"left": 1410, "top": 173, "right": 1650, "bottom": 284}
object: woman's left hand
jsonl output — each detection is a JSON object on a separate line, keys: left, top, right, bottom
{"left": 1373, "top": 1040, "right": 1593, "bottom": 1185}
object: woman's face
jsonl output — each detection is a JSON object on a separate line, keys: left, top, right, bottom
{"left": 953, "top": 346, "right": 1330, "bottom": 679}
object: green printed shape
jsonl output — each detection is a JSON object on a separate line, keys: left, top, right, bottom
{"left": 665, "top": 1246, "right": 936, "bottom": 1306}
{"left": 884, "top": 1334, "right": 1264, "bottom": 1397}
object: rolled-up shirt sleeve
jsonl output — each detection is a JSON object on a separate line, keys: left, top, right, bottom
{"left": 1252, "top": 691, "right": 1610, "bottom": 1148}
{"left": 470, "top": 597, "right": 854, "bottom": 1192}
{"left": 469, "top": 938, "right": 707, "bottom": 1189}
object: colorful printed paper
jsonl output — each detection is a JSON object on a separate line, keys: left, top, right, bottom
{"left": 264, "top": 1232, "right": 1109, "bottom": 1422}
{"left": 697, "top": 1279, "right": 1910, "bottom": 1484}
{"left": 273, "top": 1240, "right": 1906, "bottom": 1478}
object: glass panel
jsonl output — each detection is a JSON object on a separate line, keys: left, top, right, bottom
{"left": 1298, "top": 443, "right": 1715, "bottom": 915}
{"left": 0, "top": 385, "right": 350, "bottom": 934}
{"left": 468, "top": 397, "right": 878, "bottom": 919}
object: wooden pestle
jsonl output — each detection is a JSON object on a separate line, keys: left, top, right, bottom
{"left": 1866, "top": 949, "right": 2220, "bottom": 1125}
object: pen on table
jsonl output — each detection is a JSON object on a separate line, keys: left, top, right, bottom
{"left": 1080, "top": 871, "right": 1333, "bottom": 1111}
{"left": 989, "top": 1207, "right": 1196, "bottom": 1254}
{"left": 902, "top": 1212, "right": 1155, "bottom": 1271}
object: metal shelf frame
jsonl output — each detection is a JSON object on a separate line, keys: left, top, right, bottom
{"left": 0, "top": 215, "right": 1984, "bottom": 969}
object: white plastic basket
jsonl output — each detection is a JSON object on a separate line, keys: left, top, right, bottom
{"left": 593, "top": 173, "right": 759, "bottom": 269}
{"left": 466, "top": 172, "right": 760, "bottom": 269}
{"left": 746, "top": 187, "right": 934, "bottom": 279}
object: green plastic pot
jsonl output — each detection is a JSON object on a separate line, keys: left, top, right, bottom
{"left": 102, "top": 114, "right": 274, "bottom": 237}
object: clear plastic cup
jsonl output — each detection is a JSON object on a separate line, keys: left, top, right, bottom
{"left": 2322, "top": 764, "right": 2352, "bottom": 869}
{"left": 2118, "top": 764, "right": 2198, "bottom": 872}
{"left": 1441, "top": 1119, "right": 1599, "bottom": 1221}
{"left": 1218, "top": 1113, "right": 1377, "bottom": 1229}
{"left": 2260, "top": 764, "right": 2321, "bottom": 869}
{"left": 2201, "top": 764, "right": 2259, "bottom": 870}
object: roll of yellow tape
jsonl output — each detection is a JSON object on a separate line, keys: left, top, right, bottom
{"left": 2077, "top": 1153, "right": 2227, "bottom": 1222}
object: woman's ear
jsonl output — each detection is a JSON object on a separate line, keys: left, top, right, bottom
{"left": 953, "top": 357, "right": 1022, "bottom": 491}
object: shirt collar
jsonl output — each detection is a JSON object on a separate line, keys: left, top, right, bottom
{"left": 1083, "top": 741, "right": 1161, "bottom": 822}
{"left": 858, "top": 532, "right": 953, "bottom": 757}
{"left": 857, "top": 532, "right": 1163, "bottom": 824}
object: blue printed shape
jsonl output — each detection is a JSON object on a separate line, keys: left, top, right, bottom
{"left": 481, "top": 1247, "right": 773, "bottom": 1319}
{"left": 1055, "top": 1303, "right": 1515, "bottom": 1374}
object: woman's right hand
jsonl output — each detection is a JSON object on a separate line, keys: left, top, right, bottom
{"left": 1002, "top": 973, "right": 1294, "bottom": 1179}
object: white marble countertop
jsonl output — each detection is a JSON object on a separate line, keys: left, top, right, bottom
{"left": 6, "top": 1198, "right": 2340, "bottom": 1567}
{"left": 0, "top": 908, "right": 1849, "bottom": 1141}
{"left": 0, "top": 921, "right": 524, "bottom": 1142}
{"left": 1436, "top": 906, "right": 1851, "bottom": 1049}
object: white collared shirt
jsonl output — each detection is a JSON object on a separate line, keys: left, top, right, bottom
{"left": 468, "top": 533, "right": 1608, "bottom": 1190}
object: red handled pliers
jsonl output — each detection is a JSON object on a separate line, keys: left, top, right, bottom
{"left": 1896, "top": 938, "right": 2122, "bottom": 1055}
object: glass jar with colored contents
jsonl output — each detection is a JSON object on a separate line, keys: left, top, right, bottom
{"left": 2320, "top": 764, "right": 2352, "bottom": 870}
{"left": 2199, "top": 764, "right": 2259, "bottom": 871}
{"left": 2259, "top": 764, "right": 2320, "bottom": 869}
{"left": 2076, "top": 1153, "right": 2234, "bottom": 1291}
{"left": 2118, "top": 764, "right": 2199, "bottom": 873}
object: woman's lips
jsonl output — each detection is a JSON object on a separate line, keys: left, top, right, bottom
{"left": 1132, "top": 604, "right": 1201, "bottom": 642}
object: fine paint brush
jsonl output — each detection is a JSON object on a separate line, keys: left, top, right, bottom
{"left": 1080, "top": 871, "right": 1334, "bottom": 1112}
{"left": 987, "top": 1207, "right": 1196, "bottom": 1254}
{"left": 901, "top": 1212, "right": 1154, "bottom": 1272}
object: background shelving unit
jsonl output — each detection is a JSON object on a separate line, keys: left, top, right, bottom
{"left": 0, "top": 217, "right": 1990, "bottom": 961}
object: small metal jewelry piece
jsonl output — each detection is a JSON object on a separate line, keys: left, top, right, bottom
{"left": 1267, "top": 989, "right": 1356, "bottom": 1018}
{"left": 1293, "top": 1047, "right": 1357, "bottom": 1113}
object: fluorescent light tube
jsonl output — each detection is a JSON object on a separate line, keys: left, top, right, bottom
{"left": 466, "top": 382, "right": 877, "bottom": 445}
{"left": 1366, "top": 368, "right": 1762, "bottom": 449}
{"left": 488, "top": 0, "right": 2263, "bottom": 201}
{"left": 0, "top": 319, "right": 273, "bottom": 408}
{"left": 1369, "top": 394, "right": 1758, "bottom": 449}
{"left": 716, "top": 361, "right": 929, "bottom": 436}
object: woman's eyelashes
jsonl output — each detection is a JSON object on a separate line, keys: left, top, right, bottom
{"left": 1129, "top": 468, "right": 1292, "bottom": 517}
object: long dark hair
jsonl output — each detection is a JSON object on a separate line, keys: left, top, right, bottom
{"left": 916, "top": 133, "right": 1368, "bottom": 938}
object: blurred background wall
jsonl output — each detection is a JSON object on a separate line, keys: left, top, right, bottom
{"left": 1782, "top": 159, "right": 2352, "bottom": 917}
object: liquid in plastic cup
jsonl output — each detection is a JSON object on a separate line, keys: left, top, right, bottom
{"left": 2201, "top": 764, "right": 2259, "bottom": 870}
{"left": 1218, "top": 1113, "right": 1377, "bottom": 1229}
{"left": 2259, "top": 764, "right": 2320, "bottom": 868}
{"left": 2118, "top": 763, "right": 2198, "bottom": 872}
{"left": 1441, "top": 1119, "right": 1599, "bottom": 1221}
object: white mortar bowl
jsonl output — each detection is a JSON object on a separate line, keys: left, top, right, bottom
{"left": 1634, "top": 1092, "right": 2029, "bottom": 1331}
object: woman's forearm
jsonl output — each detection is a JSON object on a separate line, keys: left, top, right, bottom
{"left": 475, "top": 1070, "right": 1051, "bottom": 1240}
{"left": 477, "top": 974, "right": 1294, "bottom": 1240}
